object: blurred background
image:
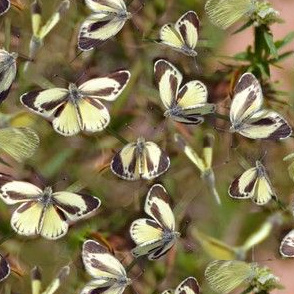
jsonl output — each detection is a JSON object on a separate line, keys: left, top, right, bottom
{"left": 0, "top": 0, "right": 294, "bottom": 293}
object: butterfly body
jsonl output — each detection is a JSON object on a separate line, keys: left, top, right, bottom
{"left": 0, "top": 173, "right": 101, "bottom": 239}
{"left": 0, "top": 50, "right": 17, "bottom": 102}
{"left": 159, "top": 11, "right": 199, "bottom": 57}
{"left": 154, "top": 59, "right": 215, "bottom": 124}
{"left": 111, "top": 137, "right": 170, "bottom": 181}
{"left": 130, "top": 184, "right": 180, "bottom": 260}
{"left": 81, "top": 240, "right": 131, "bottom": 294}
{"left": 20, "top": 70, "right": 130, "bottom": 136}
{"left": 229, "top": 73, "right": 292, "bottom": 140}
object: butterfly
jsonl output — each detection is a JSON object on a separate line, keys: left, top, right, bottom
{"left": 0, "top": 0, "right": 10, "bottom": 15}
{"left": 174, "top": 133, "right": 221, "bottom": 205}
{"left": 229, "top": 72, "right": 292, "bottom": 140}
{"left": 20, "top": 70, "right": 131, "bottom": 136}
{"left": 78, "top": 0, "right": 132, "bottom": 51}
{"left": 158, "top": 11, "right": 199, "bottom": 57}
{"left": 280, "top": 229, "right": 294, "bottom": 257}
{"left": 24, "top": 0, "right": 70, "bottom": 71}
{"left": 0, "top": 254, "right": 10, "bottom": 282}
{"left": 162, "top": 277, "right": 200, "bottom": 294}
{"left": 0, "top": 127, "right": 39, "bottom": 162}
{"left": 154, "top": 59, "right": 215, "bottom": 124}
{"left": 81, "top": 239, "right": 132, "bottom": 294}
{"left": 0, "top": 173, "right": 101, "bottom": 240}
{"left": 110, "top": 137, "right": 170, "bottom": 181}
{"left": 31, "top": 265, "right": 70, "bottom": 294}
{"left": 229, "top": 160, "right": 276, "bottom": 205}
{"left": 0, "top": 49, "right": 17, "bottom": 103}
{"left": 205, "top": 260, "right": 281, "bottom": 294}
{"left": 130, "top": 184, "right": 180, "bottom": 260}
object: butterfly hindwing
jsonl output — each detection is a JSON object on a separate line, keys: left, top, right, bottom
{"left": 0, "top": 0, "right": 10, "bottom": 16}
{"left": 230, "top": 72, "right": 292, "bottom": 139}
{"left": 175, "top": 277, "right": 200, "bottom": 294}
{"left": 280, "top": 229, "right": 294, "bottom": 257}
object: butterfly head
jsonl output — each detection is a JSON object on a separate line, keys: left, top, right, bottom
{"left": 164, "top": 106, "right": 183, "bottom": 118}
{"left": 255, "top": 160, "right": 266, "bottom": 176}
{"left": 164, "top": 230, "right": 180, "bottom": 242}
{"left": 182, "top": 47, "right": 197, "bottom": 57}
{"left": 39, "top": 186, "right": 54, "bottom": 206}
{"left": 136, "top": 137, "right": 146, "bottom": 151}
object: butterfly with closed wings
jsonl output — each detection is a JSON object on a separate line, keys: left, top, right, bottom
{"left": 20, "top": 70, "right": 130, "bottom": 136}
{"left": 78, "top": 0, "right": 132, "bottom": 51}
{"left": 81, "top": 239, "right": 132, "bottom": 294}
{"left": 162, "top": 277, "right": 200, "bottom": 294}
{"left": 0, "top": 49, "right": 17, "bottom": 103}
{"left": 229, "top": 160, "right": 276, "bottom": 205}
{"left": 130, "top": 184, "right": 180, "bottom": 260}
{"left": 158, "top": 11, "right": 199, "bottom": 57}
{"left": 154, "top": 59, "right": 215, "bottom": 124}
{"left": 0, "top": 173, "right": 101, "bottom": 240}
{"left": 111, "top": 137, "right": 170, "bottom": 181}
{"left": 229, "top": 72, "right": 292, "bottom": 140}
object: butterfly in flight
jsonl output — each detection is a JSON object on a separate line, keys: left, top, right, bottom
{"left": 81, "top": 239, "right": 132, "bottom": 294}
{"left": 111, "top": 137, "right": 170, "bottom": 181}
{"left": 229, "top": 72, "right": 292, "bottom": 140}
{"left": 0, "top": 173, "right": 101, "bottom": 239}
{"left": 158, "top": 11, "right": 200, "bottom": 57}
{"left": 130, "top": 184, "right": 180, "bottom": 260}
{"left": 229, "top": 160, "right": 276, "bottom": 205}
{"left": 154, "top": 59, "right": 215, "bottom": 124}
{"left": 78, "top": 0, "right": 132, "bottom": 51}
{"left": 0, "top": 49, "right": 17, "bottom": 103}
{"left": 20, "top": 70, "right": 130, "bottom": 136}
{"left": 280, "top": 229, "right": 294, "bottom": 257}
{"left": 161, "top": 277, "right": 200, "bottom": 294}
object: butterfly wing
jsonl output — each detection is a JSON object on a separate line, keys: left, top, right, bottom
{"left": 175, "top": 277, "right": 200, "bottom": 294}
{"left": 205, "top": 0, "right": 255, "bottom": 29}
{"left": 0, "top": 50, "right": 17, "bottom": 102}
{"left": 205, "top": 260, "right": 255, "bottom": 294}
{"left": 111, "top": 141, "right": 140, "bottom": 180}
{"left": 81, "top": 281, "right": 126, "bottom": 294}
{"left": 0, "top": 0, "right": 10, "bottom": 16}
{"left": 0, "top": 254, "right": 10, "bottom": 282}
{"left": 85, "top": 0, "right": 127, "bottom": 12}
{"left": 0, "top": 127, "right": 39, "bottom": 162}
{"left": 174, "top": 11, "right": 199, "bottom": 55}
{"left": 159, "top": 24, "right": 185, "bottom": 52}
{"left": 139, "top": 141, "right": 170, "bottom": 180}
{"left": 280, "top": 229, "right": 294, "bottom": 257}
{"left": 154, "top": 59, "right": 182, "bottom": 110}
{"left": 229, "top": 166, "right": 258, "bottom": 200}
{"left": 235, "top": 109, "right": 292, "bottom": 140}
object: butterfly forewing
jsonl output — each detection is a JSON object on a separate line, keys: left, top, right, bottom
{"left": 0, "top": 0, "right": 10, "bottom": 15}
{"left": 0, "top": 254, "right": 10, "bottom": 282}
{"left": 154, "top": 59, "right": 182, "bottom": 110}
{"left": 159, "top": 24, "right": 185, "bottom": 51}
{"left": 175, "top": 11, "right": 199, "bottom": 53}
{"left": 176, "top": 277, "right": 200, "bottom": 294}
{"left": 280, "top": 230, "right": 294, "bottom": 257}
{"left": 85, "top": 0, "right": 127, "bottom": 13}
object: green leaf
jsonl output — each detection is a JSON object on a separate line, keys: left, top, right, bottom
{"left": 232, "top": 20, "right": 254, "bottom": 35}
{"left": 263, "top": 31, "right": 278, "bottom": 59}
{"left": 275, "top": 31, "right": 294, "bottom": 50}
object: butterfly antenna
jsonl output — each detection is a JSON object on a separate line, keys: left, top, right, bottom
{"left": 193, "top": 56, "right": 200, "bottom": 74}
{"left": 52, "top": 74, "right": 68, "bottom": 84}
{"left": 69, "top": 50, "right": 83, "bottom": 64}
{"left": 74, "top": 71, "right": 87, "bottom": 85}
{"left": 50, "top": 177, "right": 68, "bottom": 189}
